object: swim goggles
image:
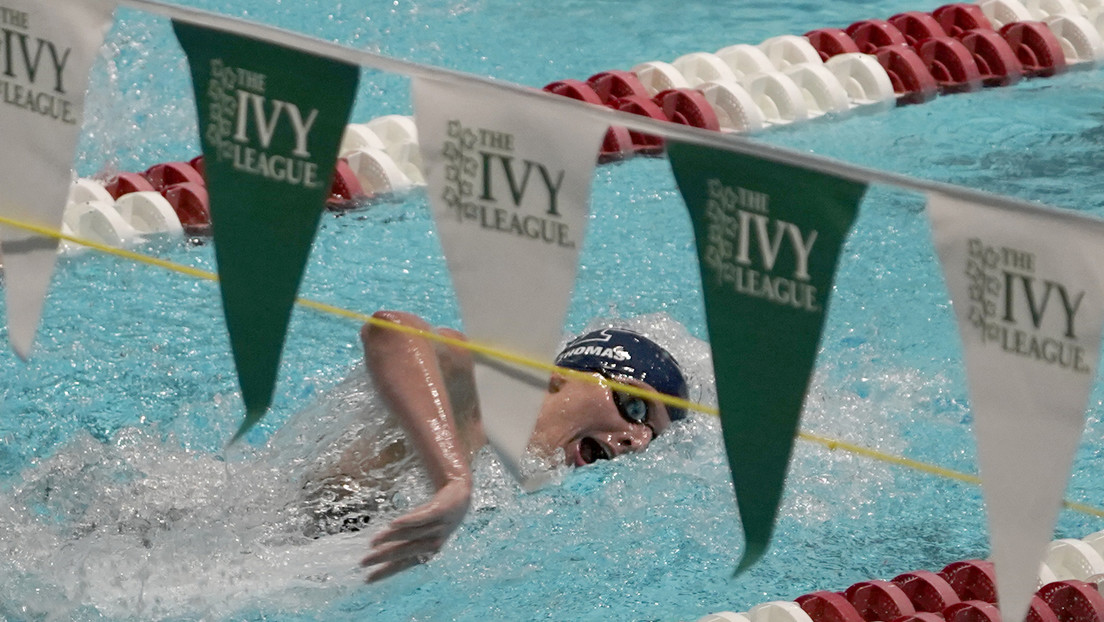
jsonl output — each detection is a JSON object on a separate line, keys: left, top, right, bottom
{"left": 600, "top": 373, "right": 658, "bottom": 435}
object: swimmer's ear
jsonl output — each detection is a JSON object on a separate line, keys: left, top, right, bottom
{"left": 547, "top": 373, "right": 567, "bottom": 393}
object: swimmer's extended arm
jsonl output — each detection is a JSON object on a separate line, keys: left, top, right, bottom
{"left": 358, "top": 310, "right": 483, "bottom": 582}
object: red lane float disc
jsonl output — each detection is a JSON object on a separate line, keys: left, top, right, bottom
{"left": 874, "top": 45, "right": 938, "bottom": 104}
{"left": 938, "top": 560, "right": 997, "bottom": 604}
{"left": 932, "top": 3, "right": 994, "bottom": 38}
{"left": 653, "top": 88, "right": 720, "bottom": 131}
{"left": 327, "top": 158, "right": 366, "bottom": 210}
{"left": 804, "top": 28, "right": 861, "bottom": 61}
{"left": 943, "top": 600, "right": 1001, "bottom": 622}
{"left": 844, "top": 580, "right": 917, "bottom": 621}
{"left": 189, "top": 155, "right": 205, "bottom": 179}
{"left": 598, "top": 125, "right": 634, "bottom": 164}
{"left": 144, "top": 161, "right": 204, "bottom": 191}
{"left": 542, "top": 79, "right": 604, "bottom": 105}
{"left": 587, "top": 70, "right": 650, "bottom": 104}
{"left": 916, "top": 36, "right": 982, "bottom": 92}
{"left": 1037, "top": 580, "right": 1104, "bottom": 621}
{"left": 1027, "top": 594, "right": 1060, "bottom": 622}
{"left": 161, "top": 182, "right": 211, "bottom": 236}
{"left": 960, "top": 29, "right": 1023, "bottom": 86}
{"left": 890, "top": 614, "right": 944, "bottom": 622}
{"left": 611, "top": 95, "right": 667, "bottom": 155}
{"left": 105, "top": 172, "right": 156, "bottom": 199}
{"left": 887, "top": 11, "right": 948, "bottom": 47}
{"left": 544, "top": 79, "right": 633, "bottom": 162}
{"left": 613, "top": 94, "right": 668, "bottom": 119}
{"left": 796, "top": 591, "right": 866, "bottom": 622}
{"left": 892, "top": 570, "right": 961, "bottom": 612}
{"left": 1000, "top": 22, "right": 1067, "bottom": 77}
{"left": 846, "top": 19, "right": 908, "bottom": 54}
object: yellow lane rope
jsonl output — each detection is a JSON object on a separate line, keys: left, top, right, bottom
{"left": 3, "top": 213, "right": 1103, "bottom": 519}
{"left": 799, "top": 430, "right": 1104, "bottom": 518}
{"left": 797, "top": 430, "right": 981, "bottom": 486}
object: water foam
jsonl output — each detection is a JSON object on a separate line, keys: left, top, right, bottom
{"left": 0, "top": 314, "right": 720, "bottom": 619}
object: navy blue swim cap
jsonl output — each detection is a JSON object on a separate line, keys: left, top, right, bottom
{"left": 554, "top": 328, "right": 688, "bottom": 421}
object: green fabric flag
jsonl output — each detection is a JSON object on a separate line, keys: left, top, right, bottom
{"left": 667, "top": 142, "right": 865, "bottom": 573}
{"left": 173, "top": 21, "right": 360, "bottom": 440}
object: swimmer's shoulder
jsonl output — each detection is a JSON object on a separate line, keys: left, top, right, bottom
{"left": 362, "top": 310, "right": 476, "bottom": 399}
{"left": 362, "top": 310, "right": 485, "bottom": 453}
{"left": 433, "top": 327, "right": 474, "bottom": 376}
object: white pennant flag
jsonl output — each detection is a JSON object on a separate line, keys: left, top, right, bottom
{"left": 0, "top": 0, "right": 116, "bottom": 358}
{"left": 927, "top": 192, "right": 1104, "bottom": 622}
{"left": 412, "top": 77, "right": 607, "bottom": 482}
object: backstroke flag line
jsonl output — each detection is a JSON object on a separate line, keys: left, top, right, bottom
{"left": 667, "top": 141, "right": 865, "bottom": 573}
{"left": 173, "top": 21, "right": 359, "bottom": 440}
{"left": 412, "top": 77, "right": 607, "bottom": 484}
{"left": 927, "top": 192, "right": 1104, "bottom": 622}
{"left": 0, "top": 0, "right": 116, "bottom": 358}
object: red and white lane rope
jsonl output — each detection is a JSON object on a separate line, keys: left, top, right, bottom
{"left": 696, "top": 530, "right": 1104, "bottom": 622}
{"left": 67, "top": 2, "right": 1103, "bottom": 251}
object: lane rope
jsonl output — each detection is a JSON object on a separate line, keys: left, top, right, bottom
{"left": 2, "top": 212, "right": 1102, "bottom": 519}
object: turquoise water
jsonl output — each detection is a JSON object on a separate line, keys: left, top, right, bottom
{"left": 3, "top": 0, "right": 1104, "bottom": 620}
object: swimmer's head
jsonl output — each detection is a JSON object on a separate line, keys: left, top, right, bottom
{"left": 554, "top": 328, "right": 689, "bottom": 422}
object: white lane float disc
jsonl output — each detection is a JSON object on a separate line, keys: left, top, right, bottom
{"left": 673, "top": 52, "right": 739, "bottom": 87}
{"left": 1078, "top": 0, "right": 1104, "bottom": 13}
{"left": 699, "top": 80, "right": 766, "bottom": 132}
{"left": 1089, "top": 8, "right": 1104, "bottom": 37}
{"left": 1038, "top": 560, "right": 1061, "bottom": 588}
{"left": 1046, "top": 538, "right": 1104, "bottom": 580}
{"left": 824, "top": 53, "right": 896, "bottom": 108}
{"left": 741, "top": 71, "right": 809, "bottom": 126}
{"left": 782, "top": 62, "right": 851, "bottom": 116}
{"left": 339, "top": 123, "right": 387, "bottom": 157}
{"left": 344, "top": 147, "right": 413, "bottom": 194}
{"left": 386, "top": 140, "right": 426, "bottom": 187}
{"left": 759, "top": 35, "right": 824, "bottom": 70}
{"left": 630, "top": 60, "right": 691, "bottom": 95}
{"left": 57, "top": 222, "right": 83, "bottom": 256}
{"left": 696, "top": 613, "right": 752, "bottom": 622}
{"left": 1043, "top": 13, "right": 1104, "bottom": 63}
{"left": 113, "top": 191, "right": 183, "bottom": 237}
{"left": 63, "top": 200, "right": 141, "bottom": 249}
{"left": 980, "top": 0, "right": 1035, "bottom": 27}
{"left": 1082, "top": 529, "right": 1104, "bottom": 559}
{"left": 748, "top": 601, "right": 815, "bottom": 622}
{"left": 716, "top": 43, "right": 775, "bottom": 80}
{"left": 1026, "top": 0, "right": 1083, "bottom": 18}
{"left": 68, "top": 178, "right": 114, "bottom": 205}
{"left": 365, "top": 115, "right": 419, "bottom": 149}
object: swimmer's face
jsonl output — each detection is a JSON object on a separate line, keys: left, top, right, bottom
{"left": 528, "top": 372, "right": 673, "bottom": 467}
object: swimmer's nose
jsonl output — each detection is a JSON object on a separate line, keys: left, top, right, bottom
{"left": 610, "top": 426, "right": 652, "bottom": 455}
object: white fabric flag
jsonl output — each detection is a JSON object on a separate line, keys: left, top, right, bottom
{"left": 0, "top": 0, "right": 116, "bottom": 358}
{"left": 412, "top": 77, "right": 607, "bottom": 482}
{"left": 927, "top": 192, "right": 1104, "bottom": 622}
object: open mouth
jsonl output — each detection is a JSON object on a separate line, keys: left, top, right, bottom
{"left": 578, "top": 437, "right": 612, "bottom": 465}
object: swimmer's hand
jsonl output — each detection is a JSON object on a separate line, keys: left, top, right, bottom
{"left": 360, "top": 476, "right": 472, "bottom": 582}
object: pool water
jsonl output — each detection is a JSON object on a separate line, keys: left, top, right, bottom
{"left": 3, "top": 0, "right": 1104, "bottom": 620}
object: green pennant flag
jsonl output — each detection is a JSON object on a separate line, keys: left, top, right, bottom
{"left": 173, "top": 21, "right": 360, "bottom": 440}
{"left": 667, "top": 142, "right": 865, "bottom": 573}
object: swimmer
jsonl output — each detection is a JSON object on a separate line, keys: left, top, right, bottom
{"left": 353, "top": 310, "right": 689, "bottom": 581}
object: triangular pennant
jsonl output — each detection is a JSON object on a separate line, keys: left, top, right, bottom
{"left": 412, "top": 78, "right": 607, "bottom": 483}
{"left": 0, "top": 0, "right": 116, "bottom": 358}
{"left": 667, "top": 141, "right": 865, "bottom": 572}
{"left": 927, "top": 192, "right": 1104, "bottom": 622}
{"left": 173, "top": 21, "right": 359, "bottom": 439}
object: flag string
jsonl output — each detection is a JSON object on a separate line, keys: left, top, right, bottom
{"left": 3, "top": 212, "right": 1102, "bottom": 519}
{"left": 116, "top": 0, "right": 1104, "bottom": 231}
